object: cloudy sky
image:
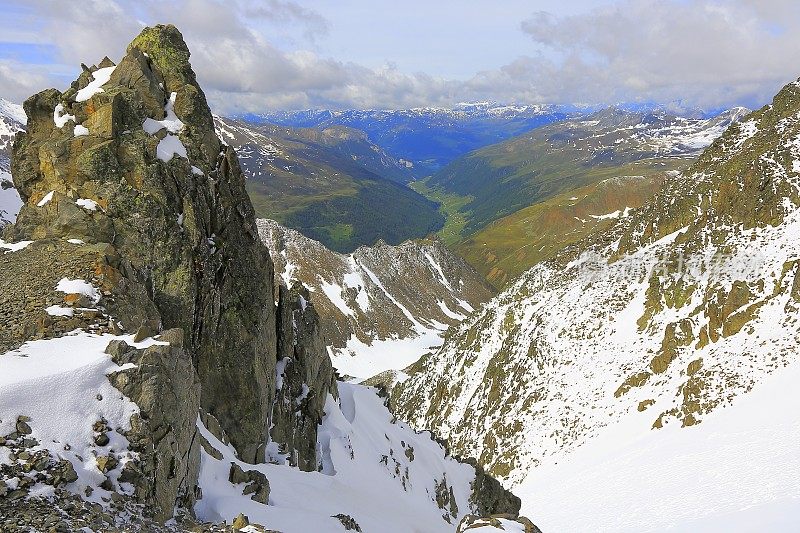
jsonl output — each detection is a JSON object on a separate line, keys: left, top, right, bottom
{"left": 1, "top": 0, "right": 799, "bottom": 113}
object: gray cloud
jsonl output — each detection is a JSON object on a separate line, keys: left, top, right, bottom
{"left": 0, "top": 60, "right": 52, "bottom": 104}
{"left": 514, "top": 0, "right": 800, "bottom": 108}
{"left": 4, "top": 0, "right": 800, "bottom": 112}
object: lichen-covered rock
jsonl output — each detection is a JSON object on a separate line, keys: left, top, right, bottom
{"left": 106, "top": 333, "right": 201, "bottom": 521}
{"left": 270, "top": 282, "right": 338, "bottom": 470}
{"left": 9, "top": 24, "right": 276, "bottom": 464}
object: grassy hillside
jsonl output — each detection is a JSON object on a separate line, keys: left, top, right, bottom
{"left": 456, "top": 172, "right": 665, "bottom": 288}
{"left": 215, "top": 117, "right": 443, "bottom": 252}
{"left": 425, "top": 107, "right": 745, "bottom": 237}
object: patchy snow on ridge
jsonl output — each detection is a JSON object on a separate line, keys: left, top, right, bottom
{"left": 0, "top": 239, "right": 33, "bottom": 253}
{"left": 56, "top": 278, "right": 100, "bottom": 302}
{"left": 257, "top": 218, "right": 493, "bottom": 381}
{"left": 0, "top": 332, "right": 165, "bottom": 503}
{"left": 196, "top": 382, "right": 479, "bottom": 533}
{"left": 143, "top": 92, "right": 184, "bottom": 135}
{"left": 75, "top": 66, "right": 116, "bottom": 102}
{"left": 0, "top": 98, "right": 27, "bottom": 125}
{"left": 156, "top": 134, "right": 188, "bottom": 162}
{"left": 0, "top": 171, "right": 22, "bottom": 225}
{"left": 391, "top": 88, "right": 800, "bottom": 531}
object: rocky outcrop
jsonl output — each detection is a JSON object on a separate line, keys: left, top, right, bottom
{"left": 271, "top": 283, "right": 337, "bottom": 470}
{"left": 2, "top": 23, "right": 522, "bottom": 530}
{"left": 8, "top": 24, "right": 276, "bottom": 468}
{"left": 105, "top": 331, "right": 201, "bottom": 522}
{"left": 1, "top": 23, "right": 330, "bottom": 520}
{"left": 457, "top": 514, "right": 543, "bottom": 533}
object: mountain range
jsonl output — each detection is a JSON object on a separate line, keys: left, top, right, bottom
{"left": 1, "top": 19, "right": 800, "bottom": 533}
{"left": 247, "top": 103, "right": 572, "bottom": 176}
{"left": 389, "top": 78, "right": 800, "bottom": 531}
{"left": 213, "top": 115, "right": 443, "bottom": 252}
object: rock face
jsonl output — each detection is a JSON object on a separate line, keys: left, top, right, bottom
{"left": 106, "top": 332, "right": 201, "bottom": 521}
{"left": 3, "top": 24, "right": 336, "bottom": 520}
{"left": 8, "top": 24, "right": 275, "bottom": 465}
{"left": 271, "top": 283, "right": 337, "bottom": 470}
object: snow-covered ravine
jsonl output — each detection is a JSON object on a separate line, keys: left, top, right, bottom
{"left": 517, "top": 358, "right": 800, "bottom": 532}
{"left": 0, "top": 331, "right": 499, "bottom": 532}
{"left": 257, "top": 218, "right": 492, "bottom": 381}
{"left": 196, "top": 382, "right": 478, "bottom": 532}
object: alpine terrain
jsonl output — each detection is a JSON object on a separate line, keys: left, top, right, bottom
{"left": 214, "top": 115, "right": 443, "bottom": 252}
{"left": 419, "top": 107, "right": 748, "bottom": 285}
{"left": 0, "top": 99, "right": 25, "bottom": 226}
{"left": 258, "top": 218, "right": 494, "bottom": 380}
{"left": 391, "top": 78, "right": 800, "bottom": 530}
{"left": 0, "top": 25, "right": 525, "bottom": 532}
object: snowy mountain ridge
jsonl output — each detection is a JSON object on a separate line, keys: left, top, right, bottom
{"left": 0, "top": 98, "right": 24, "bottom": 226}
{"left": 390, "top": 78, "right": 800, "bottom": 529}
{"left": 257, "top": 218, "right": 494, "bottom": 381}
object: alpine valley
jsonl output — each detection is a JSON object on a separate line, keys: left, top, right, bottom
{"left": 0, "top": 10, "right": 799, "bottom": 533}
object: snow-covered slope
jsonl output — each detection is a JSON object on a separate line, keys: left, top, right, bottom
{"left": 391, "top": 79, "right": 800, "bottom": 528}
{"left": 197, "top": 382, "right": 484, "bottom": 532}
{"left": 0, "top": 170, "right": 23, "bottom": 226}
{"left": 0, "top": 330, "right": 516, "bottom": 532}
{"left": 0, "top": 98, "right": 25, "bottom": 172}
{"left": 258, "top": 218, "right": 494, "bottom": 380}
{"left": 0, "top": 99, "right": 25, "bottom": 226}
{"left": 519, "top": 361, "right": 800, "bottom": 532}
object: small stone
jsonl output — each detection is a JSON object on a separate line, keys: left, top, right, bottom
{"left": 94, "top": 433, "right": 110, "bottom": 446}
{"left": 228, "top": 462, "right": 249, "bottom": 484}
{"left": 96, "top": 455, "right": 118, "bottom": 473}
{"left": 16, "top": 418, "right": 32, "bottom": 435}
{"left": 59, "top": 460, "right": 78, "bottom": 483}
{"left": 96, "top": 394, "right": 103, "bottom": 401}
{"left": 99, "top": 478, "right": 114, "bottom": 491}
{"left": 232, "top": 513, "right": 249, "bottom": 530}
{"left": 132, "top": 325, "right": 156, "bottom": 343}
{"left": 34, "top": 456, "right": 50, "bottom": 471}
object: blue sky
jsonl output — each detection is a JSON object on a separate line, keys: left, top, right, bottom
{"left": 0, "top": 0, "right": 798, "bottom": 112}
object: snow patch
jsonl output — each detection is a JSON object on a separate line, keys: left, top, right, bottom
{"left": 56, "top": 278, "right": 100, "bottom": 303}
{"left": 0, "top": 239, "right": 33, "bottom": 252}
{"left": 75, "top": 66, "right": 116, "bottom": 102}
{"left": 156, "top": 135, "right": 188, "bottom": 162}
{"left": 143, "top": 92, "right": 184, "bottom": 135}
{"left": 75, "top": 198, "right": 99, "bottom": 211}
{"left": 45, "top": 305, "right": 75, "bottom": 317}
{"left": 37, "top": 190, "right": 54, "bottom": 207}
{"left": 53, "top": 104, "right": 75, "bottom": 128}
